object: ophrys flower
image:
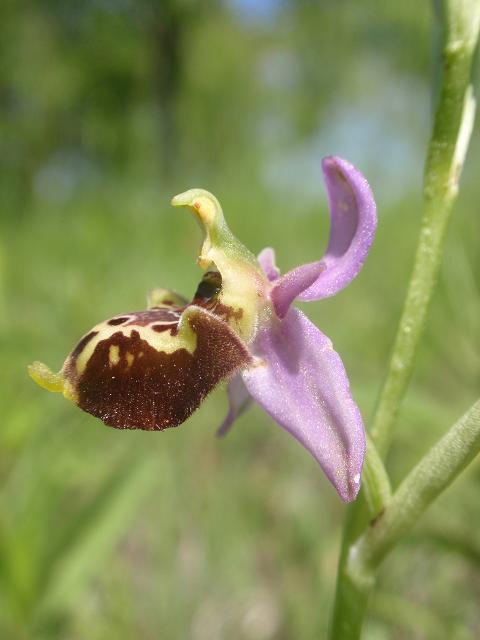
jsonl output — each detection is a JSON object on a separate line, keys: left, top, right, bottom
{"left": 29, "top": 156, "right": 376, "bottom": 502}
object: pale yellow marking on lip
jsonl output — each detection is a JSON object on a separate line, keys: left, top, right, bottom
{"left": 72, "top": 315, "right": 197, "bottom": 376}
{"left": 109, "top": 345, "right": 120, "bottom": 366}
{"left": 126, "top": 352, "right": 134, "bottom": 368}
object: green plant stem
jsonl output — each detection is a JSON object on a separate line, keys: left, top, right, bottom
{"left": 329, "top": 441, "right": 388, "bottom": 640}
{"left": 361, "top": 436, "right": 392, "bottom": 520}
{"left": 352, "top": 399, "right": 480, "bottom": 573}
{"left": 331, "top": 463, "right": 380, "bottom": 640}
{"left": 330, "top": 3, "right": 480, "bottom": 638}
{"left": 370, "top": 3, "right": 478, "bottom": 458}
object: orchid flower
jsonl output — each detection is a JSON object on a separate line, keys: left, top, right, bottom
{"left": 29, "top": 156, "right": 376, "bottom": 502}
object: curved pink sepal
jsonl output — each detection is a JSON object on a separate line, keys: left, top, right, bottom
{"left": 271, "top": 156, "right": 377, "bottom": 318}
{"left": 242, "top": 308, "right": 365, "bottom": 502}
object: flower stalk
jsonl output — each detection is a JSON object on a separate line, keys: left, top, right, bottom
{"left": 370, "top": 0, "right": 479, "bottom": 457}
{"left": 331, "top": 1, "right": 480, "bottom": 637}
{"left": 361, "top": 436, "right": 391, "bottom": 521}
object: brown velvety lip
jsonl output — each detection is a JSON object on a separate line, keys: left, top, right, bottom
{"left": 67, "top": 307, "right": 251, "bottom": 430}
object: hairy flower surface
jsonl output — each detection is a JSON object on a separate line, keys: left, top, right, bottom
{"left": 29, "top": 156, "right": 377, "bottom": 502}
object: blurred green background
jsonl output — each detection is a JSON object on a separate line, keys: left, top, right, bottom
{"left": 1, "top": 1, "right": 480, "bottom": 638}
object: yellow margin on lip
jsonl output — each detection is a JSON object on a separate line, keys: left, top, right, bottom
{"left": 74, "top": 317, "right": 196, "bottom": 376}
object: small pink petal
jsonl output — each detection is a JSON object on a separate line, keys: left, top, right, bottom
{"left": 271, "top": 156, "right": 377, "bottom": 317}
{"left": 258, "top": 247, "right": 281, "bottom": 282}
{"left": 216, "top": 374, "right": 252, "bottom": 437}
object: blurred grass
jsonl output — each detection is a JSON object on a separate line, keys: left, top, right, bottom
{"left": 1, "top": 1, "right": 480, "bottom": 639}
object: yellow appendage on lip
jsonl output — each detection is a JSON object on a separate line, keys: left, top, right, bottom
{"left": 28, "top": 361, "right": 63, "bottom": 392}
{"left": 28, "top": 361, "right": 77, "bottom": 402}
